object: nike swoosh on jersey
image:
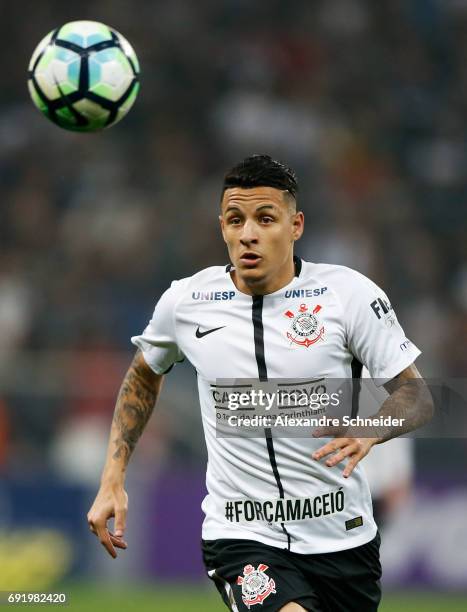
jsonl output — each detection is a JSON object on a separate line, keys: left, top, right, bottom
{"left": 195, "top": 325, "right": 226, "bottom": 338}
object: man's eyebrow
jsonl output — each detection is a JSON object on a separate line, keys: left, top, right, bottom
{"left": 224, "top": 205, "right": 241, "bottom": 213}
{"left": 224, "top": 203, "right": 277, "bottom": 213}
{"left": 256, "top": 204, "right": 276, "bottom": 212}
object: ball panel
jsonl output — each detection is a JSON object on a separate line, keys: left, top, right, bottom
{"left": 88, "top": 81, "right": 115, "bottom": 101}
{"left": 88, "top": 57, "right": 102, "bottom": 89}
{"left": 57, "top": 20, "right": 112, "bottom": 48}
{"left": 114, "top": 82, "right": 140, "bottom": 125}
{"left": 55, "top": 106, "right": 81, "bottom": 128}
{"left": 55, "top": 47, "right": 79, "bottom": 64}
{"left": 67, "top": 59, "right": 81, "bottom": 88}
{"left": 27, "top": 81, "right": 48, "bottom": 114}
{"left": 114, "top": 31, "right": 140, "bottom": 74}
{"left": 120, "top": 81, "right": 140, "bottom": 108}
{"left": 120, "top": 81, "right": 139, "bottom": 108}
{"left": 73, "top": 99, "right": 110, "bottom": 130}
{"left": 88, "top": 50, "right": 133, "bottom": 101}
{"left": 34, "top": 49, "right": 81, "bottom": 100}
{"left": 28, "top": 30, "right": 54, "bottom": 71}
{"left": 92, "top": 48, "right": 118, "bottom": 64}
{"left": 35, "top": 63, "right": 68, "bottom": 99}
{"left": 34, "top": 45, "right": 55, "bottom": 71}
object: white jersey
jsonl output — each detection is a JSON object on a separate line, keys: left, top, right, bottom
{"left": 132, "top": 259, "right": 420, "bottom": 554}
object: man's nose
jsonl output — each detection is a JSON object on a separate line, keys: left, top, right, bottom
{"left": 239, "top": 220, "right": 258, "bottom": 245}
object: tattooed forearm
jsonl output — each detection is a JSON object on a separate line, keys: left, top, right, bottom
{"left": 112, "top": 351, "right": 161, "bottom": 468}
{"left": 372, "top": 379, "right": 433, "bottom": 442}
{"left": 370, "top": 365, "right": 434, "bottom": 443}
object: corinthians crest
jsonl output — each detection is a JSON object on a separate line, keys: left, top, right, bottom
{"left": 284, "top": 303, "right": 325, "bottom": 347}
{"left": 236, "top": 563, "right": 276, "bottom": 608}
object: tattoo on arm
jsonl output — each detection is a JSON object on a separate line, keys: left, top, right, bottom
{"left": 375, "top": 365, "right": 434, "bottom": 442}
{"left": 112, "top": 351, "right": 160, "bottom": 467}
{"left": 375, "top": 381, "right": 431, "bottom": 442}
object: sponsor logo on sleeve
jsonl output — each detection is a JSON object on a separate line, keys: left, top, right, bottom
{"left": 370, "top": 297, "right": 396, "bottom": 327}
{"left": 237, "top": 564, "right": 276, "bottom": 609}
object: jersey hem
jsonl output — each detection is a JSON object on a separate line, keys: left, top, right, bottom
{"left": 131, "top": 340, "right": 170, "bottom": 375}
{"left": 201, "top": 523, "right": 378, "bottom": 555}
{"left": 372, "top": 347, "right": 421, "bottom": 386}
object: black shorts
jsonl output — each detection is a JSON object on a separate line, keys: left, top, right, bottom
{"left": 202, "top": 533, "right": 381, "bottom": 611}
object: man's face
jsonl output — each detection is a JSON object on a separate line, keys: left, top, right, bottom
{"left": 219, "top": 186, "right": 304, "bottom": 294}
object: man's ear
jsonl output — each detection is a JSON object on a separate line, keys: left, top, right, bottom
{"left": 219, "top": 215, "right": 227, "bottom": 243}
{"left": 292, "top": 211, "right": 304, "bottom": 241}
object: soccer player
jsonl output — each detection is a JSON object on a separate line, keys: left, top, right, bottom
{"left": 88, "top": 155, "right": 433, "bottom": 611}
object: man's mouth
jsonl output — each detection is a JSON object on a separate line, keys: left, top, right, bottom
{"left": 239, "top": 252, "right": 262, "bottom": 266}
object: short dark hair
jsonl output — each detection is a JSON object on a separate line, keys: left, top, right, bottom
{"left": 222, "top": 154, "right": 298, "bottom": 201}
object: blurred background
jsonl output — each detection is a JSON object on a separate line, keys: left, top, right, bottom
{"left": 0, "top": 0, "right": 466, "bottom": 610}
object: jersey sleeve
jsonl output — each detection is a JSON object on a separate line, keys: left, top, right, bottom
{"left": 343, "top": 272, "right": 421, "bottom": 385}
{"left": 131, "top": 281, "right": 185, "bottom": 375}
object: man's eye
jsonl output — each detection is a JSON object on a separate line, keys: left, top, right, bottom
{"left": 228, "top": 217, "right": 241, "bottom": 225}
{"left": 260, "top": 216, "right": 274, "bottom": 223}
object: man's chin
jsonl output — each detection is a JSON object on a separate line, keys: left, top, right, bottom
{"left": 236, "top": 266, "right": 266, "bottom": 285}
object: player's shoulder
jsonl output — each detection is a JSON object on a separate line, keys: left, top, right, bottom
{"left": 172, "top": 264, "right": 230, "bottom": 286}
{"left": 167, "top": 265, "right": 231, "bottom": 295}
{"left": 300, "top": 260, "right": 382, "bottom": 299}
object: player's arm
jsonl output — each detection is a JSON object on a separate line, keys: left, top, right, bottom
{"left": 378, "top": 362, "right": 433, "bottom": 439}
{"left": 313, "top": 363, "right": 433, "bottom": 477}
{"left": 87, "top": 349, "right": 163, "bottom": 558}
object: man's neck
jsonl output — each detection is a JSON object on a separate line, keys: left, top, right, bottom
{"left": 232, "top": 258, "right": 296, "bottom": 296}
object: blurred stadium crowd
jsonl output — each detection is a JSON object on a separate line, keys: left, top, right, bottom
{"left": 0, "top": 0, "right": 466, "bottom": 490}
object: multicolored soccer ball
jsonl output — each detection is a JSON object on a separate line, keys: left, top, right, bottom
{"left": 27, "top": 20, "right": 140, "bottom": 131}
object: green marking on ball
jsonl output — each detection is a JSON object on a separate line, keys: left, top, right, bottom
{"left": 58, "top": 82, "right": 77, "bottom": 96}
{"left": 28, "top": 32, "right": 54, "bottom": 70}
{"left": 90, "top": 82, "right": 114, "bottom": 99}
{"left": 116, "top": 82, "right": 140, "bottom": 124}
{"left": 27, "top": 82, "right": 48, "bottom": 114}
{"left": 115, "top": 50, "right": 132, "bottom": 71}
{"left": 123, "top": 82, "right": 140, "bottom": 109}
{"left": 36, "top": 46, "right": 55, "bottom": 71}
{"left": 55, "top": 106, "right": 79, "bottom": 127}
{"left": 73, "top": 99, "right": 110, "bottom": 130}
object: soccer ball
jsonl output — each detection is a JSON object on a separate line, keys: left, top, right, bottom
{"left": 27, "top": 20, "right": 140, "bottom": 131}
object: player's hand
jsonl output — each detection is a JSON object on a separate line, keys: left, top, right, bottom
{"left": 87, "top": 483, "right": 128, "bottom": 558}
{"left": 311, "top": 430, "right": 379, "bottom": 478}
